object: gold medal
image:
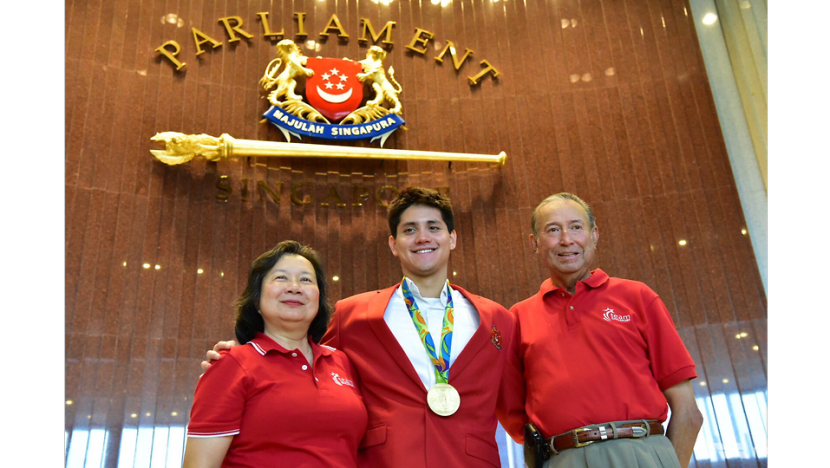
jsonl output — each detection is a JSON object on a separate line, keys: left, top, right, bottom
{"left": 427, "top": 383, "right": 461, "bottom": 416}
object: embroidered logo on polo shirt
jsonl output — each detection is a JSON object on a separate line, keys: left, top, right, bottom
{"left": 602, "top": 308, "right": 631, "bottom": 323}
{"left": 331, "top": 372, "right": 356, "bottom": 388}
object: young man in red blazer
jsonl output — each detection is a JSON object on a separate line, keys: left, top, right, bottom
{"left": 204, "top": 187, "right": 525, "bottom": 467}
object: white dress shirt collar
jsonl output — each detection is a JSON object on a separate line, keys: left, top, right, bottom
{"left": 396, "top": 276, "right": 451, "bottom": 304}
{"left": 385, "top": 278, "right": 480, "bottom": 389}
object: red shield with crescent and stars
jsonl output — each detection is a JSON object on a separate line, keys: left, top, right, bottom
{"left": 305, "top": 57, "right": 363, "bottom": 122}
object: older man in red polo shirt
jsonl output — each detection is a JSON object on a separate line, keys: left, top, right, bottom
{"left": 510, "top": 193, "right": 703, "bottom": 468}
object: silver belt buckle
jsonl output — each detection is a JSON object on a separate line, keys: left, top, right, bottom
{"left": 572, "top": 427, "right": 595, "bottom": 448}
{"left": 630, "top": 424, "right": 648, "bottom": 438}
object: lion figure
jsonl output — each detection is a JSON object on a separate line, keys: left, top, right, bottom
{"left": 259, "top": 39, "right": 314, "bottom": 105}
{"left": 357, "top": 46, "right": 403, "bottom": 114}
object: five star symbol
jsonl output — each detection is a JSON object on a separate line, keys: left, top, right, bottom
{"left": 321, "top": 67, "right": 349, "bottom": 91}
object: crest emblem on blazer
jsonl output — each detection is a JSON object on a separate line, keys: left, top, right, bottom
{"left": 491, "top": 325, "right": 502, "bottom": 350}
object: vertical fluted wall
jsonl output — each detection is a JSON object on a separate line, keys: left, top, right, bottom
{"left": 65, "top": 0, "right": 767, "bottom": 466}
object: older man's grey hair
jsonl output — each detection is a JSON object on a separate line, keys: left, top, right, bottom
{"left": 531, "top": 193, "right": 596, "bottom": 236}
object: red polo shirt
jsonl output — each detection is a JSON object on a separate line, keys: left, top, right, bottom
{"left": 510, "top": 269, "right": 697, "bottom": 437}
{"left": 187, "top": 332, "right": 368, "bottom": 467}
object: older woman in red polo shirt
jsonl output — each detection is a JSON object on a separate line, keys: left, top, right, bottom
{"left": 183, "top": 241, "right": 367, "bottom": 467}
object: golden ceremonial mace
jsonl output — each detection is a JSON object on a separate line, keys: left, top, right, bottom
{"left": 150, "top": 132, "right": 506, "bottom": 167}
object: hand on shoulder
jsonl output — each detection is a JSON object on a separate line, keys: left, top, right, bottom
{"left": 200, "top": 340, "right": 239, "bottom": 374}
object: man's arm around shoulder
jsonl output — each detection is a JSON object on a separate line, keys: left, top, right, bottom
{"left": 200, "top": 341, "right": 238, "bottom": 372}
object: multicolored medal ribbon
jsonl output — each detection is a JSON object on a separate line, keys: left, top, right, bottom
{"left": 401, "top": 277, "right": 455, "bottom": 383}
{"left": 401, "top": 277, "right": 461, "bottom": 416}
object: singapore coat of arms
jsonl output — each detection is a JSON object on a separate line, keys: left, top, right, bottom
{"left": 260, "top": 40, "right": 405, "bottom": 146}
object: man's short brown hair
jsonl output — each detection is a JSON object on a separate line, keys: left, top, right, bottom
{"left": 387, "top": 187, "right": 455, "bottom": 237}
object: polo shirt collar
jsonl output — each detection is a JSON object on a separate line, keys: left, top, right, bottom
{"left": 249, "top": 332, "right": 335, "bottom": 358}
{"left": 583, "top": 268, "right": 609, "bottom": 288}
{"left": 539, "top": 268, "right": 609, "bottom": 296}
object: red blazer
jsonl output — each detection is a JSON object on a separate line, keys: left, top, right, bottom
{"left": 322, "top": 284, "right": 524, "bottom": 468}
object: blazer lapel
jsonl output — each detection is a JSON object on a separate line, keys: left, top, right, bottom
{"left": 447, "top": 285, "right": 493, "bottom": 383}
{"left": 366, "top": 284, "right": 427, "bottom": 392}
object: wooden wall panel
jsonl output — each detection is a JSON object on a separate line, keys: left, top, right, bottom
{"left": 65, "top": 0, "right": 767, "bottom": 466}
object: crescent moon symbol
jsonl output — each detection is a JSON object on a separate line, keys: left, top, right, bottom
{"left": 316, "top": 86, "right": 353, "bottom": 104}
